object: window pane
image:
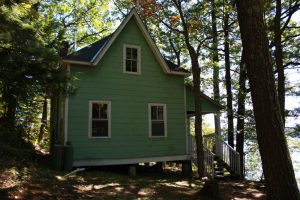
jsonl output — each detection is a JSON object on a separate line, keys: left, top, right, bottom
{"left": 132, "top": 48, "right": 137, "bottom": 59}
{"left": 100, "top": 104, "right": 107, "bottom": 119}
{"left": 151, "top": 106, "right": 157, "bottom": 120}
{"left": 92, "top": 103, "right": 99, "bottom": 119}
{"left": 126, "top": 60, "right": 132, "bottom": 71}
{"left": 126, "top": 48, "right": 131, "bottom": 59}
{"left": 92, "top": 120, "right": 108, "bottom": 137}
{"left": 132, "top": 60, "right": 137, "bottom": 72}
{"left": 157, "top": 106, "right": 164, "bottom": 120}
{"left": 152, "top": 121, "right": 164, "bottom": 136}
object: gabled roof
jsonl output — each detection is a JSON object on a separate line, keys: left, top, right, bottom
{"left": 63, "top": 9, "right": 190, "bottom": 76}
{"left": 64, "top": 35, "right": 112, "bottom": 63}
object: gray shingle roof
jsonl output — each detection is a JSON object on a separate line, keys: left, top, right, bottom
{"left": 64, "top": 35, "right": 112, "bottom": 63}
{"left": 164, "top": 59, "right": 190, "bottom": 73}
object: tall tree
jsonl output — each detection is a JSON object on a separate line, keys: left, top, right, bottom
{"left": 169, "top": 0, "right": 205, "bottom": 177}
{"left": 236, "top": 0, "right": 300, "bottom": 199}
{"left": 274, "top": 0, "right": 285, "bottom": 126}
{"left": 210, "top": 0, "right": 222, "bottom": 155}
{"left": 223, "top": 0, "right": 234, "bottom": 148}
{"left": 236, "top": 50, "right": 247, "bottom": 178}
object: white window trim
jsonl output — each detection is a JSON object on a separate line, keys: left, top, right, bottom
{"left": 148, "top": 103, "right": 167, "bottom": 138}
{"left": 88, "top": 100, "right": 111, "bottom": 139}
{"left": 123, "top": 44, "right": 141, "bottom": 75}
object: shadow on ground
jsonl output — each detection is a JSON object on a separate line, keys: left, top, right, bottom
{"left": 0, "top": 157, "right": 266, "bottom": 200}
{"left": 0, "top": 160, "right": 205, "bottom": 200}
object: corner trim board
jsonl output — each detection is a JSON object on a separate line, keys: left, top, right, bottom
{"left": 64, "top": 64, "right": 70, "bottom": 145}
{"left": 184, "top": 80, "right": 189, "bottom": 154}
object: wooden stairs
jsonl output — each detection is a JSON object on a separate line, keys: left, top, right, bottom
{"left": 213, "top": 155, "right": 240, "bottom": 179}
{"left": 190, "top": 134, "right": 241, "bottom": 179}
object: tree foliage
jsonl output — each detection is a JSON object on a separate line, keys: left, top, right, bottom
{"left": 0, "top": 0, "right": 111, "bottom": 149}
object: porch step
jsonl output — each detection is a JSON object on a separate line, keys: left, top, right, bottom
{"left": 191, "top": 134, "right": 241, "bottom": 179}
{"left": 213, "top": 156, "right": 239, "bottom": 179}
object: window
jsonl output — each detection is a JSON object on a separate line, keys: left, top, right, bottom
{"left": 123, "top": 44, "right": 141, "bottom": 74}
{"left": 89, "top": 101, "right": 111, "bottom": 138}
{"left": 149, "top": 104, "right": 167, "bottom": 137}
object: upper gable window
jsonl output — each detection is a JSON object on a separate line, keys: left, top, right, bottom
{"left": 123, "top": 44, "right": 141, "bottom": 74}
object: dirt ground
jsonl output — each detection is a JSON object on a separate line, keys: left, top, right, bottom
{"left": 218, "top": 180, "right": 266, "bottom": 200}
{"left": 0, "top": 158, "right": 266, "bottom": 200}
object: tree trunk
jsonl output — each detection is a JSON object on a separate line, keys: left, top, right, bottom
{"left": 3, "top": 86, "right": 17, "bottom": 126}
{"left": 236, "top": 1, "right": 300, "bottom": 199}
{"left": 236, "top": 50, "right": 246, "bottom": 179}
{"left": 173, "top": 0, "right": 204, "bottom": 178}
{"left": 190, "top": 48, "right": 205, "bottom": 178}
{"left": 274, "top": 0, "right": 285, "bottom": 126}
{"left": 211, "top": 0, "right": 222, "bottom": 157}
{"left": 224, "top": 1, "right": 234, "bottom": 148}
{"left": 38, "top": 98, "right": 48, "bottom": 143}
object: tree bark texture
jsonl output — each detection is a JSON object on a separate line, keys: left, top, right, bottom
{"left": 224, "top": 1, "right": 234, "bottom": 148}
{"left": 236, "top": 1, "right": 300, "bottom": 199}
{"left": 2, "top": 85, "right": 17, "bottom": 126}
{"left": 38, "top": 98, "right": 48, "bottom": 142}
{"left": 236, "top": 51, "right": 246, "bottom": 178}
{"left": 211, "top": 0, "right": 222, "bottom": 157}
{"left": 190, "top": 49, "right": 205, "bottom": 178}
{"left": 275, "top": 0, "right": 285, "bottom": 126}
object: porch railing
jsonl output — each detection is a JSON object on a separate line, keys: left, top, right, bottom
{"left": 191, "top": 136, "right": 215, "bottom": 179}
{"left": 203, "top": 147, "right": 215, "bottom": 178}
{"left": 216, "top": 136, "right": 241, "bottom": 176}
{"left": 203, "top": 134, "right": 241, "bottom": 176}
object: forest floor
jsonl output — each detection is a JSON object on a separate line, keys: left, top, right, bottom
{"left": 0, "top": 155, "right": 266, "bottom": 200}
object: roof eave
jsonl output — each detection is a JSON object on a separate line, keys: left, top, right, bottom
{"left": 63, "top": 59, "right": 94, "bottom": 66}
{"left": 169, "top": 71, "right": 191, "bottom": 76}
{"left": 200, "top": 93, "right": 224, "bottom": 109}
{"left": 185, "top": 85, "right": 224, "bottom": 109}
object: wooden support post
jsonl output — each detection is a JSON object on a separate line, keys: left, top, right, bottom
{"left": 128, "top": 165, "right": 136, "bottom": 176}
{"left": 182, "top": 160, "right": 192, "bottom": 176}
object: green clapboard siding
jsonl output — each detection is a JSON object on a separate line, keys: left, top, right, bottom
{"left": 68, "top": 18, "right": 186, "bottom": 160}
{"left": 185, "top": 86, "right": 221, "bottom": 113}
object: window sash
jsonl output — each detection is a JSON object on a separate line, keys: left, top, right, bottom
{"left": 91, "top": 120, "right": 108, "bottom": 137}
{"left": 92, "top": 103, "right": 108, "bottom": 120}
{"left": 149, "top": 104, "right": 167, "bottom": 137}
{"left": 89, "top": 101, "right": 111, "bottom": 138}
{"left": 151, "top": 121, "right": 165, "bottom": 136}
{"left": 123, "top": 44, "right": 140, "bottom": 74}
{"left": 125, "top": 47, "right": 138, "bottom": 72}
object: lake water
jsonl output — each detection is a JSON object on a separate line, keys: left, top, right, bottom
{"left": 245, "top": 146, "right": 300, "bottom": 189}
{"left": 291, "top": 151, "right": 300, "bottom": 189}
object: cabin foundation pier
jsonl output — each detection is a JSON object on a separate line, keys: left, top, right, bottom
{"left": 128, "top": 165, "right": 137, "bottom": 176}
{"left": 182, "top": 160, "right": 192, "bottom": 176}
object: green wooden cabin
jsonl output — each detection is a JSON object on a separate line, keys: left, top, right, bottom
{"left": 58, "top": 9, "right": 222, "bottom": 168}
